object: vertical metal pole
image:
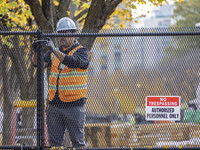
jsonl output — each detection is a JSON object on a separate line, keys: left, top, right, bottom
{"left": 36, "top": 30, "right": 44, "bottom": 150}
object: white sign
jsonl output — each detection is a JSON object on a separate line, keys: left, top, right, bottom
{"left": 146, "top": 96, "right": 180, "bottom": 121}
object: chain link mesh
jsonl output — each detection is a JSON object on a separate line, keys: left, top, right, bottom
{"left": 0, "top": 26, "right": 199, "bottom": 149}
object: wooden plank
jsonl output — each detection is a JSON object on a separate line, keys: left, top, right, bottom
{"left": 85, "top": 123, "right": 200, "bottom": 148}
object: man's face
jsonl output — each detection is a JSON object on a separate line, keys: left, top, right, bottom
{"left": 58, "top": 30, "right": 75, "bottom": 49}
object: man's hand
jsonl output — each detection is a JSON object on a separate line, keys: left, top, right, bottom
{"left": 31, "top": 38, "right": 57, "bottom": 53}
{"left": 42, "top": 38, "right": 58, "bottom": 53}
{"left": 31, "top": 39, "right": 49, "bottom": 52}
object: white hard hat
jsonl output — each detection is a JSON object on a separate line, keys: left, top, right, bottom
{"left": 56, "top": 17, "right": 77, "bottom": 32}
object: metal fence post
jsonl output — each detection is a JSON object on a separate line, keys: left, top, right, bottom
{"left": 36, "top": 30, "right": 44, "bottom": 150}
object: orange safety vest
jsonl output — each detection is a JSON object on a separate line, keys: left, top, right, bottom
{"left": 48, "top": 45, "right": 88, "bottom": 102}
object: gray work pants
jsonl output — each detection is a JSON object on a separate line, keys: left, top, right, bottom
{"left": 47, "top": 104, "right": 86, "bottom": 148}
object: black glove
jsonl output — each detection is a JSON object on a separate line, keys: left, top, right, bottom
{"left": 42, "top": 38, "right": 57, "bottom": 53}
{"left": 31, "top": 39, "right": 48, "bottom": 52}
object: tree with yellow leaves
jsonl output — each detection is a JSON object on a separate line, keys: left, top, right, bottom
{"left": 0, "top": 0, "right": 175, "bottom": 49}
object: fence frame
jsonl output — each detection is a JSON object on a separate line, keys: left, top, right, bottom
{"left": 0, "top": 28, "right": 200, "bottom": 150}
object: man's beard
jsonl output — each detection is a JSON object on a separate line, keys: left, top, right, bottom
{"left": 61, "top": 40, "right": 72, "bottom": 49}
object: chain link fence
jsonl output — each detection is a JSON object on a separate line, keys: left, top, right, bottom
{"left": 0, "top": 26, "right": 200, "bottom": 150}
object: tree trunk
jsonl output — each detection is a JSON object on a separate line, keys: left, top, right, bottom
{"left": 2, "top": 42, "right": 22, "bottom": 145}
{"left": 80, "top": 0, "right": 122, "bottom": 50}
{"left": 2, "top": 35, "right": 37, "bottom": 146}
{"left": 24, "top": 0, "right": 122, "bottom": 50}
{"left": 2, "top": 47, "right": 13, "bottom": 145}
{"left": 2, "top": 49, "right": 11, "bottom": 145}
{"left": 12, "top": 36, "right": 37, "bottom": 146}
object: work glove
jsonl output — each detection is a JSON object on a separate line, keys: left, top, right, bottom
{"left": 31, "top": 39, "right": 49, "bottom": 53}
{"left": 42, "top": 38, "right": 58, "bottom": 53}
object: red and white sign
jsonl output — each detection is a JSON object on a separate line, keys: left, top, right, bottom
{"left": 146, "top": 96, "right": 180, "bottom": 121}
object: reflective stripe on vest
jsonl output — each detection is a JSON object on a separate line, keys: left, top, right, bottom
{"left": 48, "top": 45, "right": 88, "bottom": 102}
{"left": 49, "top": 84, "right": 87, "bottom": 90}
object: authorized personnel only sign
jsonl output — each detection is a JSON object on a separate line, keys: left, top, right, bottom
{"left": 146, "top": 96, "right": 180, "bottom": 121}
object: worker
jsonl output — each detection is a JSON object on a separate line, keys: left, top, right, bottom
{"left": 31, "top": 17, "right": 90, "bottom": 148}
